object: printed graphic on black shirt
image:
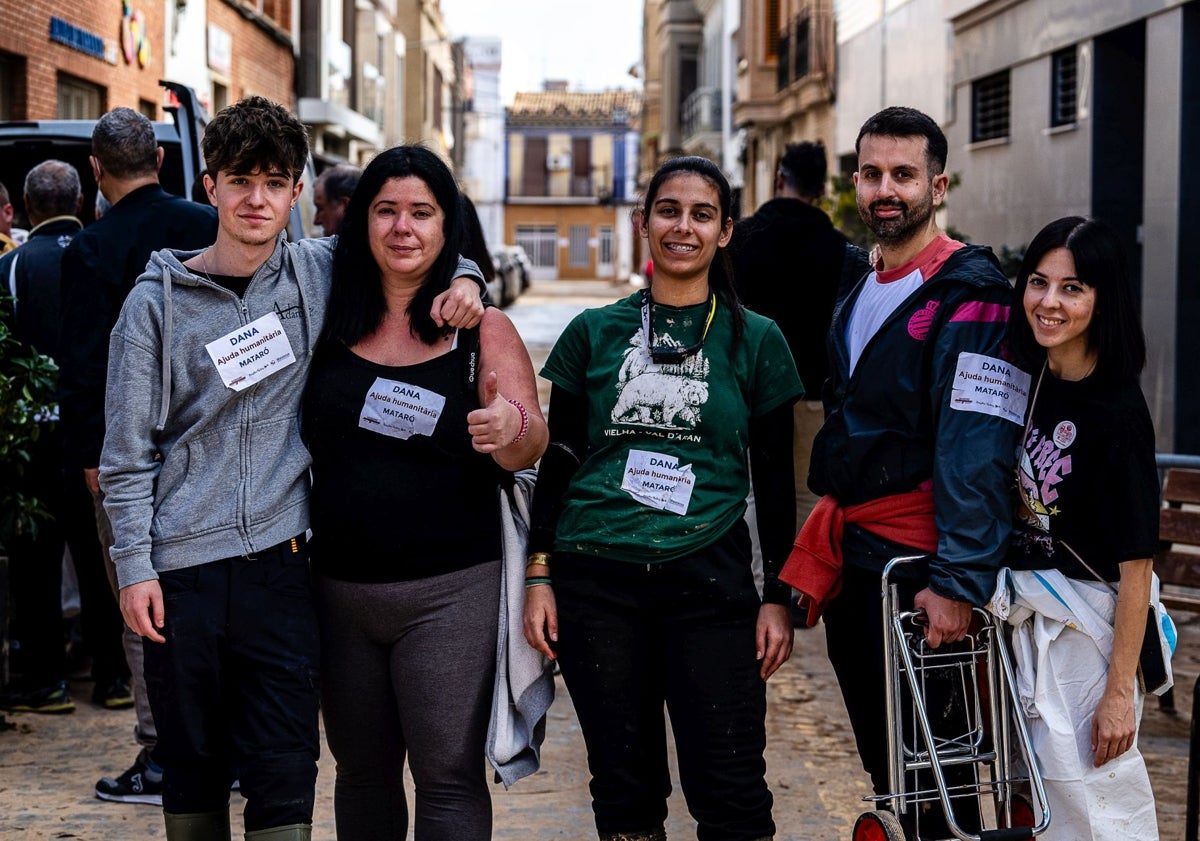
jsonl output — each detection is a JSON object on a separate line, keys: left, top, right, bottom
{"left": 1014, "top": 420, "right": 1075, "bottom": 553}
{"left": 611, "top": 330, "right": 710, "bottom": 429}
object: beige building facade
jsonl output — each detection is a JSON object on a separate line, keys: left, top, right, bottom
{"left": 506, "top": 88, "right": 641, "bottom": 281}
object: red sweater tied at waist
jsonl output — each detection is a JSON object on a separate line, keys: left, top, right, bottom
{"left": 779, "top": 488, "right": 938, "bottom": 627}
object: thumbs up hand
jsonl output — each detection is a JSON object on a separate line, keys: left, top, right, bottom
{"left": 467, "top": 371, "right": 523, "bottom": 453}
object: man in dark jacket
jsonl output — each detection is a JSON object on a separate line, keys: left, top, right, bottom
{"left": 1, "top": 160, "right": 130, "bottom": 717}
{"left": 729, "top": 141, "right": 868, "bottom": 536}
{"left": 58, "top": 107, "right": 218, "bottom": 805}
{"left": 788, "top": 107, "right": 1026, "bottom": 838}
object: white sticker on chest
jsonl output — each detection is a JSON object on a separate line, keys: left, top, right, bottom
{"left": 358, "top": 377, "right": 446, "bottom": 439}
{"left": 620, "top": 448, "right": 696, "bottom": 515}
{"left": 205, "top": 311, "right": 296, "bottom": 392}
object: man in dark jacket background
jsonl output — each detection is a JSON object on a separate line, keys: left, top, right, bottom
{"left": 0, "top": 159, "right": 128, "bottom": 716}
{"left": 729, "top": 141, "right": 868, "bottom": 533}
{"left": 58, "top": 107, "right": 218, "bottom": 805}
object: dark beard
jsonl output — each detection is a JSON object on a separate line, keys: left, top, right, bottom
{"left": 858, "top": 195, "right": 934, "bottom": 244}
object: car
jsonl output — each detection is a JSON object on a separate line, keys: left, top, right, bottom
{"left": 481, "top": 251, "right": 504, "bottom": 307}
{"left": 501, "top": 244, "right": 532, "bottom": 292}
{"left": 0, "top": 81, "right": 314, "bottom": 239}
{"left": 489, "top": 247, "right": 522, "bottom": 307}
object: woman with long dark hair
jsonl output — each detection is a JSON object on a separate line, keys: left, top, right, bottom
{"left": 303, "top": 145, "right": 546, "bottom": 840}
{"left": 522, "top": 156, "right": 802, "bottom": 841}
{"left": 1000, "top": 215, "right": 1160, "bottom": 840}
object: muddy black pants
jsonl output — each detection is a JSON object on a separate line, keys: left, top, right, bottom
{"left": 144, "top": 535, "right": 320, "bottom": 830}
{"left": 553, "top": 523, "right": 775, "bottom": 841}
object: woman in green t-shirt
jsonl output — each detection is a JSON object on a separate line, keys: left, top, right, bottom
{"left": 523, "top": 156, "right": 803, "bottom": 841}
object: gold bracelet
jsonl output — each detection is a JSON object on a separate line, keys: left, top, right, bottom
{"left": 526, "top": 552, "right": 553, "bottom": 567}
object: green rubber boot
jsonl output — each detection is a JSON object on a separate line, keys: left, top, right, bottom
{"left": 244, "top": 824, "right": 312, "bottom": 841}
{"left": 163, "top": 811, "right": 232, "bottom": 841}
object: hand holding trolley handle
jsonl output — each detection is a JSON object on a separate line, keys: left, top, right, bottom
{"left": 912, "top": 588, "right": 974, "bottom": 648}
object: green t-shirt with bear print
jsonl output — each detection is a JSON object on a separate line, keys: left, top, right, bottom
{"left": 541, "top": 291, "right": 802, "bottom": 563}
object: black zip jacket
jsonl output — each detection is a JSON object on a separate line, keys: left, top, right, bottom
{"left": 809, "top": 243, "right": 1023, "bottom": 606}
{"left": 0, "top": 216, "right": 82, "bottom": 361}
{"left": 58, "top": 184, "right": 218, "bottom": 469}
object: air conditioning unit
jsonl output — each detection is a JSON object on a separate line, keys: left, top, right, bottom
{"left": 546, "top": 153, "right": 572, "bottom": 171}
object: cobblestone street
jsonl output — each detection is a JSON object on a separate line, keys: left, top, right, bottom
{"left": 1, "top": 613, "right": 1195, "bottom": 840}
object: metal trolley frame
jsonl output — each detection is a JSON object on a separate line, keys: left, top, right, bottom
{"left": 852, "top": 556, "right": 1052, "bottom": 841}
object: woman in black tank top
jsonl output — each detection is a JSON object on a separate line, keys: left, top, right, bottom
{"left": 303, "top": 146, "right": 546, "bottom": 841}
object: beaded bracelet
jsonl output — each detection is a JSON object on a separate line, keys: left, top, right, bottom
{"left": 525, "top": 576, "right": 553, "bottom": 588}
{"left": 508, "top": 398, "right": 529, "bottom": 444}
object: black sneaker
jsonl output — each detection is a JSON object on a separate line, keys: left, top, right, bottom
{"left": 0, "top": 680, "right": 76, "bottom": 714}
{"left": 92, "top": 678, "right": 135, "bottom": 710}
{"left": 95, "top": 749, "right": 163, "bottom": 805}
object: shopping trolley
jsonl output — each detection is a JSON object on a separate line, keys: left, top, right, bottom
{"left": 850, "top": 556, "right": 1051, "bottom": 841}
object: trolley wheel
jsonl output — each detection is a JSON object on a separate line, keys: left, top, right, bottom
{"left": 997, "top": 793, "right": 1035, "bottom": 837}
{"left": 852, "top": 810, "right": 907, "bottom": 841}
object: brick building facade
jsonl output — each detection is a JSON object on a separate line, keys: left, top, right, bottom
{"left": 205, "top": 0, "right": 294, "bottom": 109}
{"left": 0, "top": 0, "right": 168, "bottom": 120}
{"left": 0, "top": 0, "right": 295, "bottom": 122}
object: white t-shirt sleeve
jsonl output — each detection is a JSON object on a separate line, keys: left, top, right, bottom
{"left": 845, "top": 270, "right": 924, "bottom": 374}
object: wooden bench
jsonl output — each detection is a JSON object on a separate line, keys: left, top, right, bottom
{"left": 1157, "top": 467, "right": 1200, "bottom": 841}
{"left": 1159, "top": 467, "right": 1200, "bottom": 613}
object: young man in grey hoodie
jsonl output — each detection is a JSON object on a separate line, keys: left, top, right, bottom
{"left": 100, "top": 97, "right": 484, "bottom": 841}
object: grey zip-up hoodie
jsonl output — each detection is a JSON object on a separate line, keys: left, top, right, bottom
{"left": 101, "top": 234, "right": 481, "bottom": 589}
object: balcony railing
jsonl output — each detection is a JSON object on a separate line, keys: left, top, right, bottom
{"left": 570, "top": 175, "right": 593, "bottom": 198}
{"left": 681, "top": 87, "right": 722, "bottom": 144}
{"left": 776, "top": 9, "right": 833, "bottom": 93}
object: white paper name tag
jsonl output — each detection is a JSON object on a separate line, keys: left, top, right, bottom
{"left": 950, "top": 352, "right": 1031, "bottom": 425}
{"left": 205, "top": 312, "right": 296, "bottom": 392}
{"left": 620, "top": 448, "right": 696, "bottom": 515}
{"left": 359, "top": 377, "right": 445, "bottom": 439}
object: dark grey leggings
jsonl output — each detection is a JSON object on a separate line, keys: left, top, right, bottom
{"left": 317, "top": 561, "right": 500, "bottom": 841}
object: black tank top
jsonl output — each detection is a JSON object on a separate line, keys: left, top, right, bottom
{"left": 304, "top": 337, "right": 502, "bottom": 582}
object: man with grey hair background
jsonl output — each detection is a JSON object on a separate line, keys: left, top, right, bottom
{"left": 311, "top": 163, "right": 360, "bottom": 236}
{"left": 0, "top": 160, "right": 127, "bottom": 717}
{"left": 59, "top": 107, "right": 218, "bottom": 806}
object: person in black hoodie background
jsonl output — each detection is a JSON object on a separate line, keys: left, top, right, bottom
{"left": 729, "top": 141, "right": 865, "bottom": 400}
{"left": 728, "top": 142, "right": 869, "bottom": 582}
